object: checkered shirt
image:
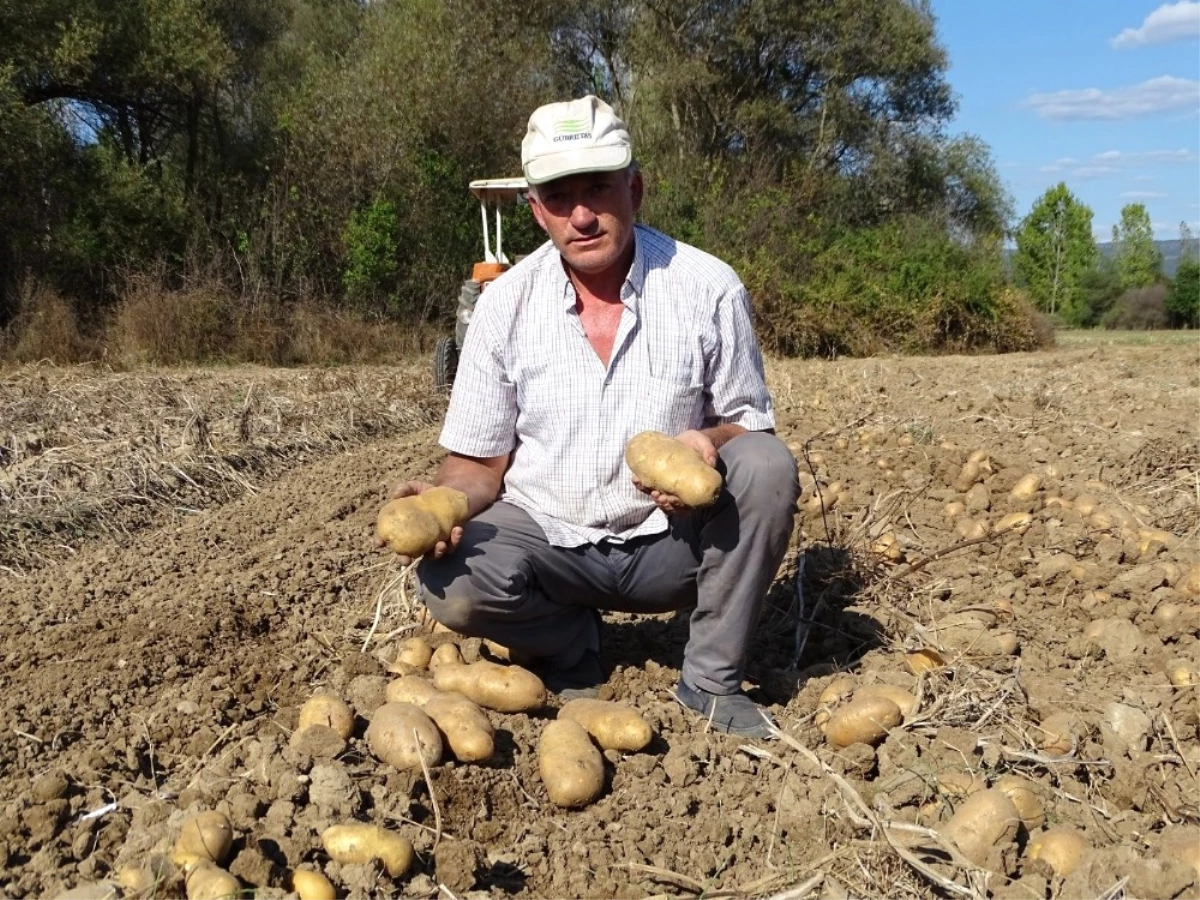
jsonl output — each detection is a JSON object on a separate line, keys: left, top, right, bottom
{"left": 439, "top": 224, "right": 775, "bottom": 547}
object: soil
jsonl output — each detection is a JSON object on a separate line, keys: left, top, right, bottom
{"left": 1, "top": 340, "right": 1197, "bottom": 899}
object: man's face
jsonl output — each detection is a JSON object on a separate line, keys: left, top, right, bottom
{"left": 527, "top": 168, "right": 643, "bottom": 279}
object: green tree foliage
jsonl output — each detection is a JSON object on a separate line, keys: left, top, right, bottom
{"left": 1168, "top": 264, "right": 1199, "bottom": 328}
{"left": 1013, "top": 184, "right": 1096, "bottom": 323}
{"left": 1, "top": 0, "right": 1040, "bottom": 358}
{"left": 342, "top": 201, "right": 399, "bottom": 309}
{"left": 1112, "top": 203, "right": 1163, "bottom": 290}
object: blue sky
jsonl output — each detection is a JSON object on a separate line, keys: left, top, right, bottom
{"left": 931, "top": 0, "right": 1199, "bottom": 241}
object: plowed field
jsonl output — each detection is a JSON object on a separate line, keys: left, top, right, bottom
{"left": 1, "top": 338, "right": 1196, "bottom": 900}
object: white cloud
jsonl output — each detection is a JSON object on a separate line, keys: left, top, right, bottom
{"left": 1023, "top": 76, "right": 1199, "bottom": 121}
{"left": 1112, "top": 1, "right": 1200, "bottom": 48}
{"left": 1152, "top": 219, "right": 1200, "bottom": 238}
{"left": 1093, "top": 148, "right": 1199, "bottom": 164}
{"left": 1121, "top": 190, "right": 1169, "bottom": 199}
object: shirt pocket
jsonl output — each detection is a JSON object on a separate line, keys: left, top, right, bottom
{"left": 643, "top": 373, "right": 705, "bottom": 436}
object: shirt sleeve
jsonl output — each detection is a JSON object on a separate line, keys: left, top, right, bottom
{"left": 439, "top": 297, "right": 518, "bottom": 457}
{"left": 702, "top": 283, "right": 776, "bottom": 431}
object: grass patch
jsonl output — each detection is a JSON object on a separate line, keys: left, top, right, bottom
{"left": 1055, "top": 329, "right": 1198, "bottom": 347}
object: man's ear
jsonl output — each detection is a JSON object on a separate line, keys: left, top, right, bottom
{"left": 527, "top": 192, "right": 550, "bottom": 233}
{"left": 630, "top": 170, "right": 644, "bottom": 214}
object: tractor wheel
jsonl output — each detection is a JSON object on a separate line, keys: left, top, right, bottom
{"left": 434, "top": 335, "right": 458, "bottom": 392}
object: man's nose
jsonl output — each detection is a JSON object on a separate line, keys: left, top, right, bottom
{"left": 569, "top": 202, "right": 598, "bottom": 229}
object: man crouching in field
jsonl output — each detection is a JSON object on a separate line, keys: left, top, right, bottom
{"left": 385, "top": 95, "right": 799, "bottom": 737}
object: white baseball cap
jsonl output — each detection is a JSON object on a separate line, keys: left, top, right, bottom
{"left": 521, "top": 95, "right": 632, "bottom": 185}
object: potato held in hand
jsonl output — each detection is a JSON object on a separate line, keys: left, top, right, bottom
{"left": 624, "top": 431, "right": 723, "bottom": 508}
{"left": 376, "top": 487, "right": 469, "bottom": 558}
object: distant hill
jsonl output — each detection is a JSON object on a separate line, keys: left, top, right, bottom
{"left": 1096, "top": 239, "right": 1188, "bottom": 279}
{"left": 1005, "top": 239, "right": 1191, "bottom": 278}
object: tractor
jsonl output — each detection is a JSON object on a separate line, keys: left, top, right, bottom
{"left": 434, "top": 177, "right": 528, "bottom": 391}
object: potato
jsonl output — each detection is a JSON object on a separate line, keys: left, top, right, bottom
{"left": 953, "top": 460, "right": 982, "bottom": 492}
{"left": 432, "top": 660, "right": 546, "bottom": 712}
{"left": 385, "top": 675, "right": 441, "bottom": 707}
{"left": 953, "top": 517, "right": 988, "bottom": 541}
{"left": 1035, "top": 711, "right": 1078, "bottom": 756}
{"left": 938, "top": 770, "right": 985, "bottom": 798}
{"left": 994, "top": 511, "right": 1033, "bottom": 535}
{"left": 291, "top": 870, "right": 336, "bottom": 900}
{"left": 853, "top": 684, "right": 917, "bottom": 720}
{"left": 931, "top": 610, "right": 1018, "bottom": 657}
{"left": 904, "top": 648, "right": 946, "bottom": 674}
{"left": 184, "top": 864, "right": 240, "bottom": 900}
{"left": 624, "top": 430, "right": 723, "bottom": 508}
{"left": 943, "top": 501, "right": 967, "bottom": 519}
{"left": 390, "top": 636, "right": 433, "bottom": 672}
{"left": 941, "top": 788, "right": 1021, "bottom": 867}
{"left": 994, "top": 774, "right": 1044, "bottom": 830}
{"left": 1010, "top": 473, "right": 1043, "bottom": 501}
{"left": 823, "top": 696, "right": 902, "bottom": 748}
{"left": 423, "top": 693, "right": 495, "bottom": 762}
{"left": 376, "top": 486, "right": 470, "bottom": 558}
{"left": 871, "top": 531, "right": 904, "bottom": 561}
{"left": 538, "top": 719, "right": 605, "bottom": 808}
{"left": 297, "top": 693, "right": 355, "bottom": 740}
{"left": 60, "top": 882, "right": 120, "bottom": 900}
{"left": 428, "top": 642, "right": 464, "bottom": 671}
{"left": 365, "top": 702, "right": 443, "bottom": 769}
{"left": 321, "top": 823, "right": 414, "bottom": 877}
{"left": 173, "top": 811, "right": 233, "bottom": 871}
{"left": 1166, "top": 659, "right": 1199, "bottom": 687}
{"left": 814, "top": 676, "right": 856, "bottom": 728}
{"left": 558, "top": 699, "right": 653, "bottom": 752}
{"left": 1026, "top": 826, "right": 1089, "bottom": 877}
{"left": 1184, "top": 565, "right": 1200, "bottom": 598}
{"left": 1166, "top": 844, "right": 1200, "bottom": 878}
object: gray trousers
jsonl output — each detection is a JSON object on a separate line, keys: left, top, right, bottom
{"left": 417, "top": 431, "right": 800, "bottom": 694}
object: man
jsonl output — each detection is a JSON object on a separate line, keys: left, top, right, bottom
{"left": 391, "top": 95, "right": 799, "bottom": 737}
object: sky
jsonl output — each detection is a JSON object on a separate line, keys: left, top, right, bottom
{"left": 930, "top": 0, "right": 1200, "bottom": 242}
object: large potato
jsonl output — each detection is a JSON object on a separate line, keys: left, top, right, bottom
{"left": 538, "top": 719, "right": 605, "bottom": 808}
{"left": 1026, "top": 827, "right": 1089, "bottom": 877}
{"left": 432, "top": 660, "right": 546, "bottom": 712}
{"left": 942, "top": 788, "right": 1021, "bottom": 868}
{"left": 376, "top": 487, "right": 469, "bottom": 558}
{"left": 822, "top": 696, "right": 902, "bottom": 748}
{"left": 184, "top": 864, "right": 240, "bottom": 900}
{"left": 291, "top": 870, "right": 336, "bottom": 900}
{"left": 172, "top": 811, "right": 233, "bottom": 871}
{"left": 423, "top": 693, "right": 495, "bottom": 762}
{"left": 365, "top": 702, "right": 443, "bottom": 769}
{"left": 558, "top": 698, "right": 653, "bottom": 752}
{"left": 297, "top": 693, "right": 355, "bottom": 740}
{"left": 994, "top": 774, "right": 1044, "bottom": 830}
{"left": 385, "top": 675, "right": 440, "bottom": 707}
{"left": 852, "top": 684, "right": 917, "bottom": 720}
{"left": 321, "top": 823, "right": 414, "bottom": 877}
{"left": 624, "top": 431, "right": 723, "bottom": 508}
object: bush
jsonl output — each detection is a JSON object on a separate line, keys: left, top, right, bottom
{"left": 1, "top": 282, "right": 98, "bottom": 364}
{"left": 108, "top": 278, "right": 237, "bottom": 366}
{"left": 732, "top": 214, "right": 1049, "bottom": 357}
{"left": 1102, "top": 285, "right": 1170, "bottom": 331}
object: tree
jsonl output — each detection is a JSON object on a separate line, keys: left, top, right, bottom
{"left": 1012, "top": 183, "right": 1096, "bottom": 322}
{"left": 1167, "top": 221, "right": 1199, "bottom": 327}
{"left": 1112, "top": 203, "right": 1162, "bottom": 290}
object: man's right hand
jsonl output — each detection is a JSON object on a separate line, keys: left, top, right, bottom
{"left": 376, "top": 479, "right": 464, "bottom": 565}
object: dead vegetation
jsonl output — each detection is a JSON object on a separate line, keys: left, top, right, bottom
{"left": 0, "top": 362, "right": 443, "bottom": 574}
